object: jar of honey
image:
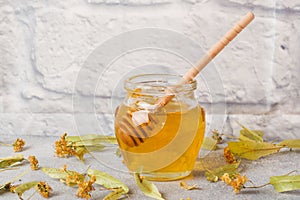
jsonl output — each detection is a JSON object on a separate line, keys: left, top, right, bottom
{"left": 114, "top": 74, "right": 205, "bottom": 181}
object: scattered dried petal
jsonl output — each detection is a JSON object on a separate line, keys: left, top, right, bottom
{"left": 180, "top": 181, "right": 200, "bottom": 190}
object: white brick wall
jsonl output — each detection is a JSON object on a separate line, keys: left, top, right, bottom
{"left": 0, "top": 0, "right": 299, "bottom": 138}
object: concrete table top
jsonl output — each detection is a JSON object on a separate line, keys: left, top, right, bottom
{"left": 0, "top": 135, "right": 299, "bottom": 200}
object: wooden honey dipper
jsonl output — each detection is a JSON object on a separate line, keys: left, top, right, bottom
{"left": 116, "top": 12, "right": 255, "bottom": 147}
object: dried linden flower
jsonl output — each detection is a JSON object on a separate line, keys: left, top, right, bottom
{"left": 76, "top": 176, "right": 96, "bottom": 200}
{"left": 65, "top": 172, "right": 83, "bottom": 186}
{"left": 28, "top": 156, "right": 39, "bottom": 170}
{"left": 55, "top": 133, "right": 75, "bottom": 157}
{"left": 60, "top": 165, "right": 84, "bottom": 186}
{"left": 9, "top": 183, "right": 18, "bottom": 193}
{"left": 224, "top": 147, "right": 237, "bottom": 164}
{"left": 211, "top": 129, "right": 223, "bottom": 144}
{"left": 232, "top": 174, "right": 248, "bottom": 194}
{"left": 221, "top": 173, "right": 248, "bottom": 194}
{"left": 13, "top": 138, "right": 26, "bottom": 152}
{"left": 36, "top": 182, "right": 52, "bottom": 198}
{"left": 220, "top": 173, "right": 232, "bottom": 185}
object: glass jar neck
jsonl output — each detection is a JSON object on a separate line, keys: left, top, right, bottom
{"left": 124, "top": 74, "right": 197, "bottom": 96}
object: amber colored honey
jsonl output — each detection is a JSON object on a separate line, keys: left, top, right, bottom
{"left": 115, "top": 102, "right": 205, "bottom": 180}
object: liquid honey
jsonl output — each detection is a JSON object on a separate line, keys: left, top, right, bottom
{"left": 115, "top": 102, "right": 205, "bottom": 180}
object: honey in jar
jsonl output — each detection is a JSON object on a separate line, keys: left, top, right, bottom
{"left": 115, "top": 74, "right": 205, "bottom": 181}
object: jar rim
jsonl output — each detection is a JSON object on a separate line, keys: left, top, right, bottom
{"left": 124, "top": 74, "right": 197, "bottom": 94}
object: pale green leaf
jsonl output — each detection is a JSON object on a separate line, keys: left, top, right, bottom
{"left": 66, "top": 134, "right": 117, "bottom": 144}
{"left": 0, "top": 155, "right": 24, "bottom": 169}
{"left": 75, "top": 141, "right": 106, "bottom": 147}
{"left": 134, "top": 173, "right": 164, "bottom": 200}
{"left": 87, "top": 169, "right": 128, "bottom": 193}
{"left": 0, "top": 167, "right": 20, "bottom": 172}
{"left": 279, "top": 139, "right": 300, "bottom": 149}
{"left": 84, "top": 145, "right": 105, "bottom": 152}
{"left": 74, "top": 147, "right": 89, "bottom": 162}
{"left": 201, "top": 137, "right": 217, "bottom": 150}
{"left": 270, "top": 174, "right": 300, "bottom": 192}
{"left": 0, "top": 154, "right": 24, "bottom": 161}
{"left": 205, "top": 162, "right": 240, "bottom": 182}
{"left": 66, "top": 134, "right": 100, "bottom": 142}
{"left": 228, "top": 141, "right": 281, "bottom": 160}
{"left": 103, "top": 188, "right": 125, "bottom": 200}
{"left": 42, "top": 167, "right": 84, "bottom": 187}
{"left": 13, "top": 181, "right": 39, "bottom": 199}
{"left": 41, "top": 167, "right": 69, "bottom": 179}
{"left": 239, "top": 125, "right": 264, "bottom": 142}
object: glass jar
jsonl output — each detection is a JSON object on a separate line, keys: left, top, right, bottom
{"left": 114, "top": 74, "right": 205, "bottom": 181}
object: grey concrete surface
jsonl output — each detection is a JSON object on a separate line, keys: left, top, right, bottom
{"left": 0, "top": 135, "right": 299, "bottom": 200}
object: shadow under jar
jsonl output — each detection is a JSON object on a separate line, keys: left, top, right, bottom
{"left": 114, "top": 74, "right": 205, "bottom": 181}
